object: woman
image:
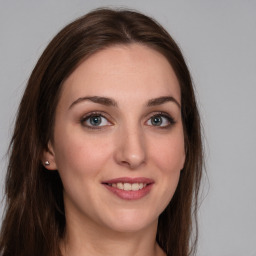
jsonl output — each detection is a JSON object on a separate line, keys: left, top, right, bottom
{"left": 0, "top": 8, "right": 203, "bottom": 256}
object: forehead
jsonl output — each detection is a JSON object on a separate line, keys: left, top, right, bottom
{"left": 59, "top": 43, "right": 181, "bottom": 108}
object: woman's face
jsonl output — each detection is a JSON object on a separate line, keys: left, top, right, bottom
{"left": 45, "top": 44, "right": 185, "bottom": 233}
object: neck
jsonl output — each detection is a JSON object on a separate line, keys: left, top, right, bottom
{"left": 60, "top": 214, "right": 165, "bottom": 256}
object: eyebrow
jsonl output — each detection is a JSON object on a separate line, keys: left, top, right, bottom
{"left": 69, "top": 96, "right": 118, "bottom": 109}
{"left": 69, "top": 95, "right": 180, "bottom": 109}
{"left": 146, "top": 96, "right": 181, "bottom": 108}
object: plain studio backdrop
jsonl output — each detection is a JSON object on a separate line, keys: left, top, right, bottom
{"left": 0, "top": 1, "right": 255, "bottom": 255}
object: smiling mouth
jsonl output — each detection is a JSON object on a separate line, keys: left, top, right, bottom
{"left": 102, "top": 177, "right": 154, "bottom": 200}
{"left": 105, "top": 182, "right": 147, "bottom": 191}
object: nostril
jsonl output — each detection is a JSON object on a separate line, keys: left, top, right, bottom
{"left": 120, "top": 160, "right": 130, "bottom": 166}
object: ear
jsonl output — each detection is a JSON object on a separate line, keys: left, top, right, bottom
{"left": 42, "top": 141, "right": 58, "bottom": 170}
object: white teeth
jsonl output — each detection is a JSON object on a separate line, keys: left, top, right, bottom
{"left": 110, "top": 182, "right": 146, "bottom": 191}
{"left": 124, "top": 183, "right": 132, "bottom": 191}
{"left": 117, "top": 183, "right": 124, "bottom": 189}
{"left": 131, "top": 183, "right": 139, "bottom": 190}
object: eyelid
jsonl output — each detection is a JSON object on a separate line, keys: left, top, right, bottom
{"left": 79, "top": 110, "right": 176, "bottom": 130}
{"left": 80, "top": 111, "right": 113, "bottom": 129}
{"left": 145, "top": 111, "right": 176, "bottom": 128}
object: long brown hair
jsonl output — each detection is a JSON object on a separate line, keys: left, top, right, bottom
{"left": 0, "top": 8, "right": 203, "bottom": 256}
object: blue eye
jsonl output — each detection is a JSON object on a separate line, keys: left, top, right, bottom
{"left": 89, "top": 116, "right": 102, "bottom": 126}
{"left": 146, "top": 114, "right": 175, "bottom": 128}
{"left": 151, "top": 116, "right": 163, "bottom": 126}
{"left": 81, "top": 113, "right": 111, "bottom": 128}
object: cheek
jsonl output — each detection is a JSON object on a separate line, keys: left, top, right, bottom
{"left": 53, "top": 128, "right": 113, "bottom": 179}
{"left": 149, "top": 133, "right": 185, "bottom": 173}
{"left": 148, "top": 130, "right": 185, "bottom": 207}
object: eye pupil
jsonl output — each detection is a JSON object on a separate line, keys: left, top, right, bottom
{"left": 90, "top": 116, "right": 102, "bottom": 126}
{"left": 151, "top": 116, "right": 162, "bottom": 126}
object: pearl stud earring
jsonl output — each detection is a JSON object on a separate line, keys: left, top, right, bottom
{"left": 44, "top": 161, "right": 50, "bottom": 166}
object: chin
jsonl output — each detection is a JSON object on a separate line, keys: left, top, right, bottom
{"left": 101, "top": 209, "right": 158, "bottom": 233}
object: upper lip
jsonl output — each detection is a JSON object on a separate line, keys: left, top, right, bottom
{"left": 102, "top": 177, "right": 154, "bottom": 184}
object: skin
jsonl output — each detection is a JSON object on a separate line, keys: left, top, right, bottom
{"left": 44, "top": 44, "right": 185, "bottom": 256}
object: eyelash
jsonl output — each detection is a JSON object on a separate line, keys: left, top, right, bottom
{"left": 80, "top": 111, "right": 112, "bottom": 129}
{"left": 147, "top": 112, "right": 176, "bottom": 128}
{"left": 80, "top": 111, "right": 176, "bottom": 130}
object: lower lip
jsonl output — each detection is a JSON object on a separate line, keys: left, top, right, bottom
{"left": 103, "top": 184, "right": 153, "bottom": 200}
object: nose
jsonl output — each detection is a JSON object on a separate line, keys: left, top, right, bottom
{"left": 114, "top": 125, "right": 146, "bottom": 170}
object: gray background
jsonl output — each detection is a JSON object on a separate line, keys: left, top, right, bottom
{"left": 0, "top": 1, "right": 255, "bottom": 255}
